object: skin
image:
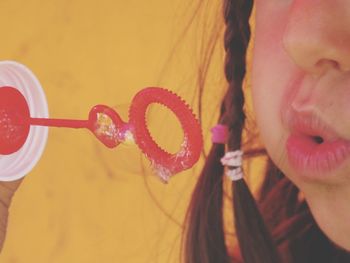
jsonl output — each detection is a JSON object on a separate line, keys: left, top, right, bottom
{"left": 0, "top": 179, "right": 22, "bottom": 252}
{"left": 252, "top": 0, "right": 350, "bottom": 251}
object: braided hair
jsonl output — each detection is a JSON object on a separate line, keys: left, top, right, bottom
{"left": 183, "top": 0, "right": 280, "bottom": 262}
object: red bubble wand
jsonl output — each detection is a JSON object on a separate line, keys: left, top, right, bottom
{"left": 0, "top": 85, "right": 203, "bottom": 183}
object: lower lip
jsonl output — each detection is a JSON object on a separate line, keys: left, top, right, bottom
{"left": 286, "top": 134, "right": 350, "bottom": 176}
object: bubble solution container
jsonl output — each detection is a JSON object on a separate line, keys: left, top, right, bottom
{"left": 0, "top": 61, "right": 48, "bottom": 181}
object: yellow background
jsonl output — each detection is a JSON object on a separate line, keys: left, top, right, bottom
{"left": 0, "top": 1, "right": 235, "bottom": 262}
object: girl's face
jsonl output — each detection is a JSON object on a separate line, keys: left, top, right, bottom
{"left": 251, "top": 1, "right": 350, "bottom": 192}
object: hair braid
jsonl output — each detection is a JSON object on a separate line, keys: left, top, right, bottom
{"left": 222, "top": 1, "right": 281, "bottom": 263}
{"left": 183, "top": 143, "right": 229, "bottom": 263}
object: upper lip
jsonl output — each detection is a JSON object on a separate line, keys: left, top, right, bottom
{"left": 283, "top": 109, "right": 344, "bottom": 142}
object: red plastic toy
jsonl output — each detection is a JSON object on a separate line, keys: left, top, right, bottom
{"left": 0, "top": 86, "right": 203, "bottom": 182}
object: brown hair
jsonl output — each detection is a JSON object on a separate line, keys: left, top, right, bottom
{"left": 183, "top": 0, "right": 350, "bottom": 262}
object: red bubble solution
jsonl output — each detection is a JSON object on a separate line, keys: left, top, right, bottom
{"left": 0, "top": 87, "right": 30, "bottom": 154}
{"left": 0, "top": 86, "right": 203, "bottom": 182}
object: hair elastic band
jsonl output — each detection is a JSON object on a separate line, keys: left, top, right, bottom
{"left": 225, "top": 167, "right": 243, "bottom": 181}
{"left": 220, "top": 150, "right": 243, "bottom": 181}
{"left": 211, "top": 124, "right": 228, "bottom": 144}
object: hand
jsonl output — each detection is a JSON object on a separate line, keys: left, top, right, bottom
{"left": 0, "top": 178, "right": 23, "bottom": 252}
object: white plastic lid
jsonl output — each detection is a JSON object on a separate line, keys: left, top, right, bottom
{"left": 0, "top": 61, "right": 48, "bottom": 181}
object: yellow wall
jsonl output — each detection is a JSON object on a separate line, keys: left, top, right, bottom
{"left": 0, "top": 1, "right": 229, "bottom": 262}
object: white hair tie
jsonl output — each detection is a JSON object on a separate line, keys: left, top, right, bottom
{"left": 220, "top": 150, "right": 244, "bottom": 181}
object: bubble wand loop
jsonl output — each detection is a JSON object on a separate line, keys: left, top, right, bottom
{"left": 0, "top": 84, "right": 203, "bottom": 183}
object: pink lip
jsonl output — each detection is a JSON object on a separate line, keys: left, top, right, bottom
{"left": 286, "top": 134, "right": 350, "bottom": 175}
{"left": 284, "top": 111, "right": 350, "bottom": 175}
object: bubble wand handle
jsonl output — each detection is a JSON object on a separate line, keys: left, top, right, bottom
{"left": 28, "top": 117, "right": 89, "bottom": 129}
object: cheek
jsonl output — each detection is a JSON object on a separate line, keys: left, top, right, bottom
{"left": 251, "top": 62, "right": 286, "bottom": 155}
{"left": 250, "top": 3, "right": 296, "bottom": 155}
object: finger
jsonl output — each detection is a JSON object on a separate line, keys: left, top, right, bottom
{"left": 0, "top": 200, "right": 8, "bottom": 253}
{"left": 0, "top": 178, "right": 24, "bottom": 208}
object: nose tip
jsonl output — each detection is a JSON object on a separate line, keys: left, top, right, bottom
{"left": 283, "top": 36, "right": 350, "bottom": 76}
{"left": 282, "top": 2, "right": 350, "bottom": 76}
